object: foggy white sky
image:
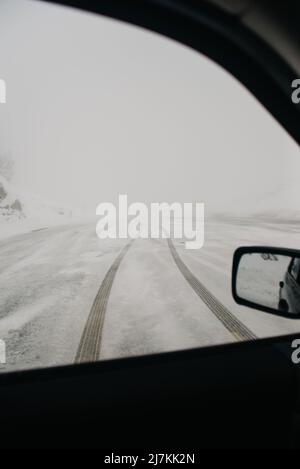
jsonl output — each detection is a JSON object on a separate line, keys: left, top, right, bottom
{"left": 0, "top": 0, "right": 300, "bottom": 216}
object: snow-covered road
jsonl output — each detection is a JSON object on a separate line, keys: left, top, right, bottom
{"left": 0, "top": 224, "right": 127, "bottom": 372}
{"left": 1, "top": 218, "right": 300, "bottom": 373}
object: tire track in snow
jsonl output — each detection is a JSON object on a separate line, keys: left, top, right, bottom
{"left": 75, "top": 240, "right": 134, "bottom": 363}
{"left": 167, "top": 238, "right": 256, "bottom": 341}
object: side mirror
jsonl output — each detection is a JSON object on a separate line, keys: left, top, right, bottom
{"left": 232, "top": 246, "right": 300, "bottom": 318}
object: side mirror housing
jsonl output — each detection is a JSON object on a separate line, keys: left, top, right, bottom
{"left": 232, "top": 246, "right": 300, "bottom": 318}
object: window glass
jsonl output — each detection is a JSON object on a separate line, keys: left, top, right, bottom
{"left": 1, "top": 0, "right": 300, "bottom": 373}
{"left": 290, "top": 258, "right": 300, "bottom": 285}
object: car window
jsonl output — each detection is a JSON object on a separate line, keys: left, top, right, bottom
{"left": 290, "top": 258, "right": 300, "bottom": 285}
{"left": 1, "top": 0, "right": 300, "bottom": 373}
{"left": 290, "top": 258, "right": 300, "bottom": 282}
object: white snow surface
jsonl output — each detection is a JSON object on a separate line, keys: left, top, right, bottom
{"left": 237, "top": 254, "right": 290, "bottom": 310}
{"left": 1, "top": 217, "right": 300, "bottom": 373}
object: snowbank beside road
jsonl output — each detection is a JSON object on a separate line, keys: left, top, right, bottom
{"left": 0, "top": 172, "right": 77, "bottom": 241}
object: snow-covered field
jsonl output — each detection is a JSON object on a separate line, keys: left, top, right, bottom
{"left": 0, "top": 170, "right": 75, "bottom": 240}
{"left": 1, "top": 217, "right": 300, "bottom": 373}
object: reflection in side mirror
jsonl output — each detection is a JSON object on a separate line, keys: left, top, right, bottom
{"left": 232, "top": 247, "right": 300, "bottom": 318}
